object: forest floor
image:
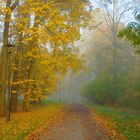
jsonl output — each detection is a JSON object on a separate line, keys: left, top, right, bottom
{"left": 0, "top": 102, "right": 64, "bottom": 140}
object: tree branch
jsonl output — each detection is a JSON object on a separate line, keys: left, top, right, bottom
{"left": 10, "top": 0, "right": 19, "bottom": 11}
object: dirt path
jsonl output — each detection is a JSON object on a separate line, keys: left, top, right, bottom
{"left": 38, "top": 104, "right": 111, "bottom": 140}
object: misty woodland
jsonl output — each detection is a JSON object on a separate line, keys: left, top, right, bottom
{"left": 0, "top": 0, "right": 139, "bottom": 140}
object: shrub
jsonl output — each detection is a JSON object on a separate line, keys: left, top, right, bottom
{"left": 83, "top": 75, "right": 127, "bottom": 105}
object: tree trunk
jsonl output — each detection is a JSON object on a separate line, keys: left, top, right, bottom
{"left": 112, "top": 34, "right": 117, "bottom": 96}
{"left": 22, "top": 14, "right": 39, "bottom": 111}
{"left": 0, "top": 0, "right": 12, "bottom": 117}
{"left": 0, "top": 0, "right": 19, "bottom": 117}
{"left": 11, "top": 57, "right": 20, "bottom": 113}
{"left": 112, "top": 1, "right": 117, "bottom": 101}
{"left": 11, "top": 93, "right": 18, "bottom": 112}
{"left": 23, "top": 94, "right": 30, "bottom": 112}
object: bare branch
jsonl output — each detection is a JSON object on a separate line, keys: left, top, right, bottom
{"left": 115, "top": 2, "right": 134, "bottom": 30}
{"left": 90, "top": 25, "right": 113, "bottom": 43}
{"left": 90, "top": 22, "right": 103, "bottom": 28}
{"left": 10, "top": 20, "right": 19, "bottom": 31}
{"left": 10, "top": 0, "right": 19, "bottom": 11}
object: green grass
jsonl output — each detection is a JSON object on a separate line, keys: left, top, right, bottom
{"left": 89, "top": 104, "right": 140, "bottom": 140}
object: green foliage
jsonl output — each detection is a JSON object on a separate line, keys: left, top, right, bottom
{"left": 134, "top": 77, "right": 140, "bottom": 91}
{"left": 83, "top": 73, "right": 140, "bottom": 108}
{"left": 83, "top": 75, "right": 127, "bottom": 105}
{"left": 119, "top": 10, "right": 140, "bottom": 53}
{"left": 119, "top": 97, "right": 140, "bottom": 109}
{"left": 89, "top": 104, "right": 140, "bottom": 140}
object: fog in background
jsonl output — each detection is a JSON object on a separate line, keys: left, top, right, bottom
{"left": 49, "top": 70, "right": 89, "bottom": 103}
{"left": 49, "top": 0, "right": 140, "bottom": 109}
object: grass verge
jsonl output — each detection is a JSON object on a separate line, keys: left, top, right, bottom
{"left": 88, "top": 104, "right": 140, "bottom": 140}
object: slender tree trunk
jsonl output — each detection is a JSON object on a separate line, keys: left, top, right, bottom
{"left": 11, "top": 55, "right": 20, "bottom": 112}
{"left": 112, "top": 0, "right": 117, "bottom": 104}
{"left": 22, "top": 14, "right": 39, "bottom": 111}
{"left": 22, "top": 60, "right": 34, "bottom": 112}
{"left": 112, "top": 30, "right": 117, "bottom": 96}
{"left": 6, "top": 51, "right": 11, "bottom": 121}
{"left": 11, "top": 93, "right": 18, "bottom": 112}
{"left": 23, "top": 94, "right": 30, "bottom": 112}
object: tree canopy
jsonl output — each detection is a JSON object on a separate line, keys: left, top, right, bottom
{"left": 119, "top": 9, "right": 140, "bottom": 53}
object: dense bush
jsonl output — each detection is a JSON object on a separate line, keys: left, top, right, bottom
{"left": 83, "top": 75, "right": 130, "bottom": 106}
{"left": 83, "top": 74, "right": 140, "bottom": 108}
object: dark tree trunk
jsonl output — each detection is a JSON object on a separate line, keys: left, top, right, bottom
{"left": 0, "top": 0, "right": 12, "bottom": 117}
{"left": 0, "top": 0, "right": 19, "bottom": 117}
{"left": 11, "top": 93, "right": 18, "bottom": 112}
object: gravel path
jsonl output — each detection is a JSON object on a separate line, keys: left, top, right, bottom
{"left": 39, "top": 104, "right": 111, "bottom": 140}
